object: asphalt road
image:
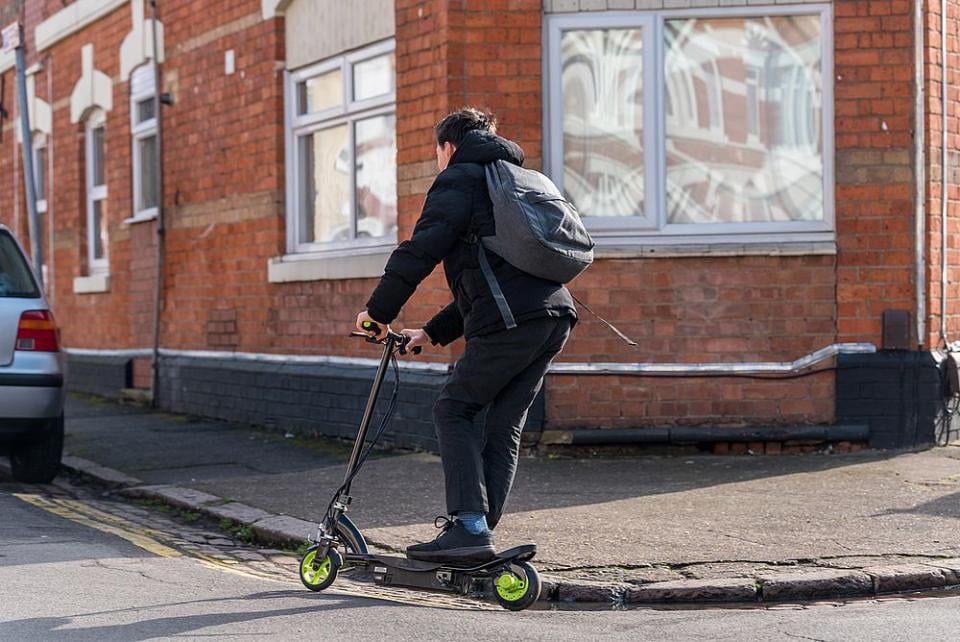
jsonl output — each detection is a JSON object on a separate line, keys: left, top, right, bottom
{"left": 2, "top": 480, "right": 960, "bottom": 641}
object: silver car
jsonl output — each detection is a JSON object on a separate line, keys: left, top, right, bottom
{"left": 0, "top": 224, "right": 65, "bottom": 482}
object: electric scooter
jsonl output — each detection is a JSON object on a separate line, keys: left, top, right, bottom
{"left": 297, "top": 322, "right": 542, "bottom": 611}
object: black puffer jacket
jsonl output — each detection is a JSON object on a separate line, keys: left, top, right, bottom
{"left": 366, "top": 130, "right": 577, "bottom": 346}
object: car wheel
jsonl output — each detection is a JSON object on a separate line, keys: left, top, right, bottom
{"left": 10, "top": 413, "right": 64, "bottom": 484}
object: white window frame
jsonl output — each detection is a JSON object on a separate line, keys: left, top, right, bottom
{"left": 544, "top": 5, "right": 835, "bottom": 247}
{"left": 32, "top": 133, "right": 48, "bottom": 214}
{"left": 129, "top": 64, "right": 159, "bottom": 223}
{"left": 285, "top": 39, "right": 397, "bottom": 256}
{"left": 85, "top": 109, "right": 108, "bottom": 273}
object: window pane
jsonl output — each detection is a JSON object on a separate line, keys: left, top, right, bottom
{"left": 0, "top": 232, "right": 40, "bottom": 297}
{"left": 299, "top": 124, "right": 351, "bottom": 244}
{"left": 561, "top": 28, "right": 644, "bottom": 218}
{"left": 298, "top": 68, "right": 343, "bottom": 114}
{"left": 137, "top": 97, "right": 156, "bottom": 123}
{"left": 353, "top": 54, "right": 395, "bottom": 102}
{"left": 664, "top": 16, "right": 823, "bottom": 225}
{"left": 34, "top": 146, "right": 46, "bottom": 201}
{"left": 138, "top": 134, "right": 159, "bottom": 211}
{"left": 355, "top": 114, "right": 397, "bottom": 240}
{"left": 92, "top": 126, "right": 105, "bottom": 187}
{"left": 92, "top": 199, "right": 108, "bottom": 261}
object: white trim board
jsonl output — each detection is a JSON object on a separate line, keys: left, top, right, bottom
{"left": 262, "top": 0, "right": 294, "bottom": 19}
{"left": 72, "top": 273, "right": 110, "bottom": 294}
{"left": 0, "top": 50, "right": 13, "bottom": 75}
{"left": 63, "top": 342, "right": 877, "bottom": 377}
{"left": 35, "top": 0, "right": 127, "bottom": 52}
{"left": 268, "top": 249, "right": 391, "bottom": 282}
{"left": 64, "top": 347, "right": 451, "bottom": 374}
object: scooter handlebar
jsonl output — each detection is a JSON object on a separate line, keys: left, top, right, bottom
{"left": 354, "top": 322, "right": 422, "bottom": 355}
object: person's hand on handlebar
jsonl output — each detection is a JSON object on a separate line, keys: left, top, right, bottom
{"left": 356, "top": 310, "right": 389, "bottom": 340}
{"left": 400, "top": 328, "right": 430, "bottom": 353}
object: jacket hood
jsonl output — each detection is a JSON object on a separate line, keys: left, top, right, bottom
{"left": 449, "top": 130, "right": 525, "bottom": 167}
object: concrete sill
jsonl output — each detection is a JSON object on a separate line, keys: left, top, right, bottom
{"left": 123, "top": 211, "right": 158, "bottom": 225}
{"left": 73, "top": 273, "right": 110, "bottom": 294}
{"left": 593, "top": 240, "right": 837, "bottom": 259}
{"left": 268, "top": 249, "right": 392, "bottom": 283}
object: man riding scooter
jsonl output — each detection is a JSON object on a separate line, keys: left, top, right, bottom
{"left": 356, "top": 108, "right": 577, "bottom": 563}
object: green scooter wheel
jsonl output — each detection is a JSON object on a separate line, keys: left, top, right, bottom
{"left": 299, "top": 545, "right": 342, "bottom": 592}
{"left": 493, "top": 561, "right": 541, "bottom": 611}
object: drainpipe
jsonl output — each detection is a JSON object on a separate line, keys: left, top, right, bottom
{"left": 940, "top": 0, "right": 949, "bottom": 346}
{"left": 46, "top": 56, "right": 54, "bottom": 303}
{"left": 914, "top": 0, "right": 926, "bottom": 347}
{"left": 149, "top": 0, "right": 166, "bottom": 408}
{"left": 12, "top": 22, "right": 43, "bottom": 285}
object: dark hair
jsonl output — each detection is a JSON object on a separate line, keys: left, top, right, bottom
{"left": 435, "top": 108, "right": 497, "bottom": 148}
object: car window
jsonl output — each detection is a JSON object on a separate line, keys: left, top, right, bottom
{"left": 0, "top": 232, "right": 40, "bottom": 298}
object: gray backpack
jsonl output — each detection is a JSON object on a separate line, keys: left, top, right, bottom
{"left": 475, "top": 159, "right": 595, "bottom": 329}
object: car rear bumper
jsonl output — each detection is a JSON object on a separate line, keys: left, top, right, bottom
{"left": 0, "top": 351, "right": 66, "bottom": 421}
{"left": 0, "top": 383, "right": 64, "bottom": 418}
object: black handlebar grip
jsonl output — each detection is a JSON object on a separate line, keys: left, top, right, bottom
{"left": 361, "top": 321, "right": 421, "bottom": 355}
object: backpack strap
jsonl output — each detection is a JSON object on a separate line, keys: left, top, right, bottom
{"left": 477, "top": 243, "right": 517, "bottom": 330}
{"left": 461, "top": 178, "right": 517, "bottom": 331}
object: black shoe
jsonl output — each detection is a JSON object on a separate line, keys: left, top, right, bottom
{"left": 406, "top": 517, "right": 496, "bottom": 563}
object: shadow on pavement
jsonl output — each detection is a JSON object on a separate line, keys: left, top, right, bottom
{"left": 0, "top": 594, "right": 373, "bottom": 641}
{"left": 65, "top": 394, "right": 904, "bottom": 528}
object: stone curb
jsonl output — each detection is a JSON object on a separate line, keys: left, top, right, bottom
{"left": 55, "top": 456, "right": 960, "bottom": 607}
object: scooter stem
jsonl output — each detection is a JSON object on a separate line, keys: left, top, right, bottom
{"left": 341, "top": 334, "right": 397, "bottom": 495}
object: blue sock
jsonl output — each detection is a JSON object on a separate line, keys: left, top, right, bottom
{"left": 457, "top": 511, "right": 489, "bottom": 535}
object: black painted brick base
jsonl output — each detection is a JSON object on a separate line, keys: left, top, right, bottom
{"left": 836, "top": 351, "right": 943, "bottom": 448}
{"left": 68, "top": 351, "right": 955, "bottom": 452}
{"left": 66, "top": 355, "right": 131, "bottom": 399}
{"left": 64, "top": 353, "right": 544, "bottom": 454}
{"left": 156, "top": 356, "right": 448, "bottom": 452}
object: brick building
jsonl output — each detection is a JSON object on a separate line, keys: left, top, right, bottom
{"left": 0, "top": 0, "right": 957, "bottom": 451}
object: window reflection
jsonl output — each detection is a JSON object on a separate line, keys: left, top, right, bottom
{"left": 561, "top": 28, "right": 644, "bottom": 218}
{"left": 300, "top": 124, "right": 351, "bottom": 244}
{"left": 665, "top": 16, "right": 823, "bottom": 224}
{"left": 355, "top": 114, "right": 397, "bottom": 240}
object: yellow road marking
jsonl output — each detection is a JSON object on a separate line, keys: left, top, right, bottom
{"left": 13, "top": 493, "right": 182, "bottom": 559}
{"left": 13, "top": 492, "right": 493, "bottom": 610}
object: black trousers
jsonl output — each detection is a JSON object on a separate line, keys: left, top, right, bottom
{"left": 433, "top": 315, "right": 572, "bottom": 529}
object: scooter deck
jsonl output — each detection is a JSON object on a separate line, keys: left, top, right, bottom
{"left": 351, "top": 544, "right": 537, "bottom": 596}
{"left": 358, "top": 543, "right": 536, "bottom": 573}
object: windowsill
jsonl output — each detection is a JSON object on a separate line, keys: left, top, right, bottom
{"left": 73, "top": 272, "right": 110, "bottom": 294}
{"left": 124, "top": 211, "right": 158, "bottom": 225}
{"left": 268, "top": 247, "right": 393, "bottom": 282}
{"left": 592, "top": 237, "right": 837, "bottom": 259}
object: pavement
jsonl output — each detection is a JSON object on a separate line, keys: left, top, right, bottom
{"left": 8, "top": 481, "right": 960, "bottom": 641}
{"left": 59, "top": 393, "right": 960, "bottom": 607}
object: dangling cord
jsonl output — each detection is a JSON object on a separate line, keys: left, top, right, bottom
{"left": 570, "top": 293, "right": 638, "bottom": 346}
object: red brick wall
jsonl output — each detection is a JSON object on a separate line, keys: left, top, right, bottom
{"left": 0, "top": 0, "right": 935, "bottom": 431}
{"left": 0, "top": 2, "right": 388, "bottom": 362}
{"left": 0, "top": 2, "right": 137, "bottom": 349}
{"left": 394, "top": 0, "right": 841, "bottom": 428}
{"left": 549, "top": 256, "right": 837, "bottom": 428}
{"left": 552, "top": 0, "right": 921, "bottom": 428}
{"left": 924, "top": 0, "right": 960, "bottom": 347}
{"left": 834, "top": 0, "right": 919, "bottom": 347}
{"left": 395, "top": 0, "right": 546, "bottom": 363}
